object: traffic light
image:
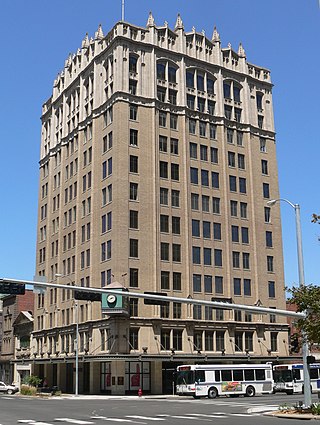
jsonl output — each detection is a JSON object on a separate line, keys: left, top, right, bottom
{"left": 144, "top": 291, "right": 168, "bottom": 306}
{"left": 0, "top": 282, "right": 25, "bottom": 295}
{"left": 74, "top": 290, "right": 102, "bottom": 302}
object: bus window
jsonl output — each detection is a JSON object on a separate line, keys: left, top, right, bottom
{"left": 255, "top": 369, "right": 265, "bottom": 381}
{"left": 221, "top": 370, "right": 232, "bottom": 381}
{"left": 310, "top": 368, "right": 319, "bottom": 380}
{"left": 215, "top": 370, "right": 221, "bottom": 382}
{"left": 233, "top": 369, "right": 244, "bottom": 381}
{"left": 293, "top": 369, "right": 301, "bottom": 380}
{"left": 195, "top": 370, "right": 206, "bottom": 383}
{"left": 244, "top": 369, "right": 254, "bottom": 381}
{"left": 176, "top": 370, "right": 194, "bottom": 385}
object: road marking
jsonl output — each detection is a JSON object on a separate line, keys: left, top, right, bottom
{"left": 91, "top": 417, "right": 146, "bottom": 424}
{"left": 126, "top": 416, "right": 165, "bottom": 421}
{"left": 169, "top": 416, "right": 211, "bottom": 421}
{"left": 185, "top": 413, "right": 228, "bottom": 418}
{"left": 55, "top": 420, "right": 94, "bottom": 424}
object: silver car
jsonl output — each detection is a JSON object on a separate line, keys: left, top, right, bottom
{"left": 0, "top": 381, "right": 18, "bottom": 395}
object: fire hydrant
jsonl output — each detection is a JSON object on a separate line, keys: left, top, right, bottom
{"left": 138, "top": 388, "right": 143, "bottom": 397}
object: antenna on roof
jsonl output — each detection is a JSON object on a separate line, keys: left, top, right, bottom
{"left": 121, "top": 0, "right": 125, "bottom": 21}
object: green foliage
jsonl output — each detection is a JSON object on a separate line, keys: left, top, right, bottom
{"left": 23, "top": 375, "right": 42, "bottom": 387}
{"left": 20, "top": 384, "right": 37, "bottom": 396}
{"left": 287, "top": 284, "right": 320, "bottom": 345}
{"left": 311, "top": 403, "right": 320, "bottom": 415}
{"left": 311, "top": 214, "right": 320, "bottom": 224}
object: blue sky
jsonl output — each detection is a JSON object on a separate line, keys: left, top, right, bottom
{"left": 0, "top": 0, "right": 319, "bottom": 290}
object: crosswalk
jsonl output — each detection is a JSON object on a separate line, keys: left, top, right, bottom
{"left": 17, "top": 411, "right": 266, "bottom": 424}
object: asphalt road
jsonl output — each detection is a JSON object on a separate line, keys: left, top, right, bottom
{"left": 0, "top": 393, "right": 318, "bottom": 425}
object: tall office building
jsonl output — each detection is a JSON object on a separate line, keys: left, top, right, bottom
{"left": 34, "top": 14, "right": 289, "bottom": 394}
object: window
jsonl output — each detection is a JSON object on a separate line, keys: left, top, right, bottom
{"left": 189, "top": 119, "right": 196, "bottom": 134}
{"left": 216, "top": 331, "right": 225, "bottom": 351}
{"left": 191, "top": 193, "right": 199, "bottom": 210}
{"left": 208, "top": 100, "right": 215, "bottom": 115}
{"left": 212, "top": 197, "right": 220, "bottom": 214}
{"left": 231, "top": 225, "right": 239, "bottom": 242}
{"left": 238, "top": 154, "right": 245, "bottom": 169}
{"left": 204, "top": 275, "right": 212, "bottom": 293}
{"left": 198, "top": 97, "right": 205, "bottom": 112}
{"left": 244, "top": 279, "right": 251, "bottom": 296}
{"left": 268, "top": 281, "right": 275, "bottom": 298}
{"left": 130, "top": 210, "right": 138, "bottom": 229}
{"left": 234, "top": 310, "right": 242, "bottom": 322}
{"left": 199, "top": 121, "right": 206, "bottom": 137}
{"left": 160, "top": 242, "right": 169, "bottom": 261}
{"left": 159, "top": 136, "right": 167, "bottom": 152}
{"left": 210, "top": 124, "right": 216, "bottom": 140}
{"left": 160, "top": 214, "right": 169, "bottom": 233}
{"left": 172, "top": 244, "right": 181, "bottom": 262}
{"left": 232, "top": 251, "right": 240, "bottom": 268}
{"left": 172, "top": 190, "right": 180, "bottom": 207}
{"left": 243, "top": 252, "right": 250, "bottom": 269}
{"left": 228, "top": 151, "right": 235, "bottom": 167}
{"left": 129, "top": 328, "right": 139, "bottom": 350}
{"left": 129, "top": 298, "right": 138, "bottom": 316}
{"left": 170, "top": 114, "right": 178, "bottom": 130}
{"left": 201, "top": 169, "right": 209, "bottom": 187}
{"left": 173, "top": 272, "right": 181, "bottom": 291}
{"left": 233, "top": 85, "right": 241, "bottom": 102}
{"left": 129, "top": 268, "right": 139, "bottom": 287}
{"left": 266, "top": 231, "right": 273, "bottom": 247}
{"left": 204, "top": 248, "right": 212, "bottom": 265}
{"left": 130, "top": 104, "right": 137, "bottom": 120}
{"left": 207, "top": 78, "right": 215, "bottom": 94}
{"left": 159, "top": 111, "right": 167, "bottom": 126}
{"left": 197, "top": 74, "right": 205, "bottom": 91}
{"left": 170, "top": 138, "right": 179, "bottom": 155}
{"left": 205, "top": 331, "right": 214, "bottom": 351}
{"left": 130, "top": 129, "right": 138, "bottom": 146}
{"left": 187, "top": 94, "right": 195, "bottom": 109}
{"left": 245, "top": 332, "right": 253, "bottom": 351}
{"left": 189, "top": 142, "right": 197, "bottom": 159}
{"left": 157, "top": 63, "right": 165, "bottom": 80}
{"left": 256, "top": 93, "right": 263, "bottom": 110}
{"left": 129, "top": 239, "right": 138, "bottom": 258}
{"left": 240, "top": 202, "right": 247, "bottom": 218}
{"left": 234, "top": 278, "right": 241, "bottom": 295}
{"left": 129, "top": 183, "right": 138, "bottom": 201}
{"left": 172, "top": 216, "right": 180, "bottom": 234}
{"left": 129, "top": 155, "right": 138, "bottom": 173}
{"left": 258, "top": 115, "right": 264, "bottom": 129}
{"left": 213, "top": 222, "right": 221, "bottom": 240}
{"left": 193, "top": 274, "right": 201, "bottom": 292}
{"left": 229, "top": 175, "right": 237, "bottom": 192}
{"left": 267, "top": 255, "right": 274, "bottom": 272}
{"left": 171, "top": 163, "right": 179, "bottom": 181}
{"left": 271, "top": 332, "right": 278, "bottom": 352}
{"left": 260, "top": 137, "right": 267, "bottom": 152}
{"left": 212, "top": 172, "right": 219, "bottom": 189}
{"left": 160, "top": 187, "right": 168, "bottom": 205}
{"left": 169, "top": 89, "right": 177, "bottom": 105}
{"left": 190, "top": 167, "right": 198, "bottom": 184}
{"left": 192, "top": 219, "right": 200, "bottom": 237}
{"left": 214, "top": 249, "right": 222, "bottom": 267}
{"left": 200, "top": 145, "right": 208, "bottom": 161}
{"left": 192, "top": 246, "right": 201, "bottom": 264}
{"left": 237, "top": 131, "right": 243, "bottom": 146}
{"left": 223, "top": 81, "right": 231, "bottom": 98}
{"left": 230, "top": 200, "right": 238, "bottom": 217}
{"left": 203, "top": 221, "right": 211, "bottom": 239}
{"left": 129, "top": 79, "right": 137, "bottom": 95}
{"left": 129, "top": 55, "right": 137, "bottom": 73}
{"left": 161, "top": 329, "right": 170, "bottom": 350}
{"left": 261, "top": 159, "right": 268, "bottom": 175}
{"left": 239, "top": 177, "right": 246, "bottom": 194}
{"left": 263, "top": 183, "right": 270, "bottom": 198}
{"left": 227, "top": 128, "right": 234, "bottom": 144}
{"left": 193, "top": 306, "right": 202, "bottom": 321}
{"left": 161, "top": 271, "right": 170, "bottom": 290}
{"left": 186, "top": 71, "right": 194, "bottom": 88}
{"left": 234, "top": 108, "right": 242, "bottom": 122}
{"left": 173, "top": 329, "right": 183, "bottom": 350}
{"left": 210, "top": 147, "right": 218, "bottom": 164}
{"left": 160, "top": 161, "right": 168, "bottom": 178}
{"left": 241, "top": 227, "right": 249, "bottom": 244}
{"left": 224, "top": 105, "right": 232, "bottom": 120}
{"left": 202, "top": 195, "right": 210, "bottom": 212}
{"left": 265, "top": 207, "right": 271, "bottom": 223}
{"left": 215, "top": 276, "right": 223, "bottom": 294}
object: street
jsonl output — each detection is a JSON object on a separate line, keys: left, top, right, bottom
{"left": 0, "top": 393, "right": 318, "bottom": 425}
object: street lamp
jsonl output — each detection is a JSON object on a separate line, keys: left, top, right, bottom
{"left": 55, "top": 274, "right": 79, "bottom": 397}
{"left": 267, "top": 198, "right": 312, "bottom": 407}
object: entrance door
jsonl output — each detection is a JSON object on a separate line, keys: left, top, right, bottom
{"left": 83, "top": 363, "right": 90, "bottom": 393}
{"left": 162, "top": 362, "right": 182, "bottom": 394}
{"left": 66, "top": 363, "right": 74, "bottom": 393}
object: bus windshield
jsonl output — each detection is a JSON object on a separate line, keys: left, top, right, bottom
{"left": 176, "top": 370, "right": 195, "bottom": 385}
{"left": 273, "top": 369, "right": 293, "bottom": 383}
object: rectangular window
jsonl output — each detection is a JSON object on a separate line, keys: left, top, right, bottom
{"left": 192, "top": 219, "right": 200, "bottom": 237}
{"left": 243, "top": 252, "right": 250, "bottom": 270}
{"left": 237, "top": 131, "right": 243, "bottom": 146}
{"left": 187, "top": 94, "right": 195, "bottom": 109}
{"left": 190, "top": 142, "right": 197, "bottom": 159}
{"left": 240, "top": 202, "right": 247, "bottom": 218}
{"left": 235, "top": 332, "right": 243, "bottom": 351}
{"left": 216, "top": 331, "right": 225, "bottom": 351}
{"left": 228, "top": 151, "right": 235, "bottom": 167}
{"left": 215, "top": 276, "right": 223, "bottom": 294}
{"left": 200, "top": 145, "right": 208, "bottom": 161}
{"left": 160, "top": 161, "right": 168, "bottom": 178}
{"left": 261, "top": 159, "right": 268, "bottom": 175}
{"left": 241, "top": 227, "right": 249, "bottom": 244}
{"left": 129, "top": 183, "right": 138, "bottom": 201}
{"left": 209, "top": 124, "right": 216, "bottom": 140}
{"left": 159, "top": 111, "right": 167, "bottom": 126}
{"left": 160, "top": 242, "right": 169, "bottom": 261}
{"left": 201, "top": 169, "right": 209, "bottom": 187}
{"left": 244, "top": 279, "right": 251, "bottom": 296}
{"left": 202, "top": 195, "right": 210, "bottom": 212}
{"left": 229, "top": 175, "right": 237, "bottom": 192}
{"left": 160, "top": 187, "right": 168, "bottom": 205}
{"left": 171, "top": 163, "right": 179, "bottom": 181}
{"left": 203, "top": 247, "right": 212, "bottom": 265}
{"left": 213, "top": 222, "right": 221, "bottom": 240}
{"left": 212, "top": 197, "right": 220, "bottom": 214}
{"left": 129, "top": 129, "right": 138, "bottom": 146}
{"left": 212, "top": 172, "right": 219, "bottom": 189}
{"left": 173, "top": 272, "right": 181, "bottom": 291}
{"left": 171, "top": 190, "right": 180, "bottom": 207}
{"left": 232, "top": 251, "right": 240, "bottom": 268}
{"left": 234, "top": 278, "right": 241, "bottom": 295}
{"left": 190, "top": 167, "right": 198, "bottom": 184}
{"left": 266, "top": 231, "right": 273, "bottom": 247}
{"left": 170, "top": 138, "right": 179, "bottom": 155}
{"left": 129, "top": 155, "right": 138, "bottom": 173}
{"left": 267, "top": 255, "right": 274, "bottom": 272}
{"left": 129, "top": 268, "right": 139, "bottom": 287}
{"left": 230, "top": 200, "right": 238, "bottom": 217}
{"left": 238, "top": 154, "right": 245, "bottom": 169}
{"left": 130, "top": 210, "right": 138, "bottom": 229}
{"left": 268, "top": 281, "right": 276, "bottom": 298}
{"left": 159, "top": 136, "right": 167, "bottom": 152}
{"left": 199, "top": 121, "right": 206, "bottom": 137}
{"left": 161, "top": 271, "right": 170, "bottom": 290}
{"left": 192, "top": 246, "right": 201, "bottom": 264}
{"left": 129, "top": 239, "right": 138, "bottom": 258}
{"left": 271, "top": 332, "right": 278, "bottom": 352}
{"left": 172, "top": 244, "right": 181, "bottom": 262}
{"left": 189, "top": 119, "right": 196, "bottom": 134}
{"left": 231, "top": 225, "right": 239, "bottom": 242}
{"left": 191, "top": 193, "right": 199, "bottom": 210}
{"left": 172, "top": 216, "right": 180, "bottom": 235}
{"left": 160, "top": 214, "right": 169, "bottom": 233}
{"left": 130, "top": 104, "right": 137, "bottom": 120}
{"left": 203, "top": 221, "right": 211, "bottom": 239}
{"left": 204, "top": 275, "right": 212, "bottom": 293}
{"left": 265, "top": 207, "right": 271, "bottom": 223}
{"left": 170, "top": 114, "right": 178, "bottom": 130}
{"left": 198, "top": 97, "right": 205, "bottom": 112}
{"left": 239, "top": 177, "right": 246, "bottom": 194}
{"left": 193, "top": 274, "right": 201, "bottom": 292}
{"left": 214, "top": 249, "right": 222, "bottom": 267}
{"left": 263, "top": 183, "right": 270, "bottom": 198}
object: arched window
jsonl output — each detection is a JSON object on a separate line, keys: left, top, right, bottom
{"left": 157, "top": 63, "right": 166, "bottom": 80}
{"left": 168, "top": 66, "right": 177, "bottom": 83}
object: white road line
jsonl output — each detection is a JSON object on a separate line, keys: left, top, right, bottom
{"left": 169, "top": 416, "right": 211, "bottom": 421}
{"left": 92, "top": 417, "right": 146, "bottom": 424}
{"left": 126, "top": 416, "right": 165, "bottom": 421}
{"left": 185, "top": 413, "right": 228, "bottom": 418}
{"left": 55, "top": 419, "right": 94, "bottom": 424}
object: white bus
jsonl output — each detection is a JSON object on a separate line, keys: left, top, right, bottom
{"left": 176, "top": 363, "right": 273, "bottom": 398}
{"left": 273, "top": 363, "right": 320, "bottom": 395}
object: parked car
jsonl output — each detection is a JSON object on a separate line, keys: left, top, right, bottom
{"left": 0, "top": 381, "right": 19, "bottom": 395}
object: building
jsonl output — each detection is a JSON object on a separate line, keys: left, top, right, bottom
{"left": 34, "top": 13, "right": 289, "bottom": 394}
{"left": 13, "top": 311, "right": 34, "bottom": 387}
{"left": 0, "top": 291, "right": 34, "bottom": 384}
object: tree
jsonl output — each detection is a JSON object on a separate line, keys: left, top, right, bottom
{"left": 287, "top": 284, "right": 320, "bottom": 345}
{"left": 311, "top": 214, "right": 320, "bottom": 224}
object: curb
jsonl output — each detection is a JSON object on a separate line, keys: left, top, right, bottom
{"left": 264, "top": 411, "right": 320, "bottom": 420}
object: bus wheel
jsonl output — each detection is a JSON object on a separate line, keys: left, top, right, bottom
{"left": 245, "top": 386, "right": 255, "bottom": 397}
{"left": 208, "top": 387, "right": 218, "bottom": 399}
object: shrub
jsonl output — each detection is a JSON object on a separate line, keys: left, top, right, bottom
{"left": 23, "top": 375, "right": 42, "bottom": 387}
{"left": 20, "top": 385, "right": 37, "bottom": 396}
{"left": 311, "top": 403, "right": 320, "bottom": 415}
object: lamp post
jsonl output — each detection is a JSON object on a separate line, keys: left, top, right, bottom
{"left": 55, "top": 274, "right": 79, "bottom": 397}
{"left": 267, "top": 198, "right": 312, "bottom": 407}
